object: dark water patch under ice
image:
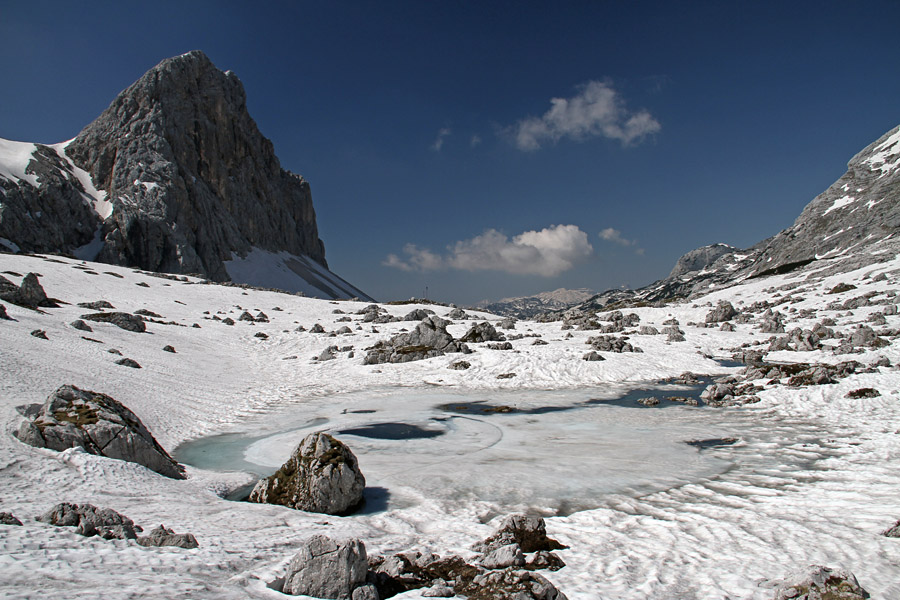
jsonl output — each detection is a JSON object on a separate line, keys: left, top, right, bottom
{"left": 338, "top": 422, "right": 445, "bottom": 440}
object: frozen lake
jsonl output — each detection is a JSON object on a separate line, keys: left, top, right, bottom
{"left": 178, "top": 382, "right": 773, "bottom": 515}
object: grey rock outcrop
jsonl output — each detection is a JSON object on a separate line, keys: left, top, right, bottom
{"left": 37, "top": 502, "right": 140, "bottom": 540}
{"left": 0, "top": 272, "right": 58, "bottom": 309}
{"left": 281, "top": 535, "right": 368, "bottom": 598}
{"left": 14, "top": 384, "right": 185, "bottom": 479}
{"left": 883, "top": 520, "right": 900, "bottom": 537}
{"left": 63, "top": 51, "right": 326, "bottom": 281}
{"left": 364, "top": 316, "right": 469, "bottom": 364}
{"left": 460, "top": 322, "right": 505, "bottom": 343}
{"left": 668, "top": 243, "right": 736, "bottom": 279}
{"left": 772, "top": 565, "right": 869, "bottom": 600}
{"left": 475, "top": 514, "right": 565, "bottom": 554}
{"left": 0, "top": 512, "right": 23, "bottom": 526}
{"left": 80, "top": 311, "right": 146, "bottom": 332}
{"left": 480, "top": 543, "right": 525, "bottom": 569}
{"left": 248, "top": 432, "right": 365, "bottom": 515}
{"left": 705, "top": 300, "right": 738, "bottom": 323}
{"left": 136, "top": 524, "right": 199, "bottom": 549}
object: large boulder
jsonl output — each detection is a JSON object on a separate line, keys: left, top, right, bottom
{"left": 281, "top": 535, "right": 368, "bottom": 598}
{"left": 14, "top": 384, "right": 184, "bottom": 479}
{"left": 364, "top": 316, "right": 469, "bottom": 364}
{"left": 772, "top": 565, "right": 869, "bottom": 600}
{"left": 460, "top": 322, "right": 506, "bottom": 343}
{"left": 705, "top": 300, "right": 738, "bottom": 323}
{"left": 248, "top": 432, "right": 365, "bottom": 515}
{"left": 466, "top": 569, "right": 568, "bottom": 600}
{"left": 37, "top": 502, "right": 140, "bottom": 540}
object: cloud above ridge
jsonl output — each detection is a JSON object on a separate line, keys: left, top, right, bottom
{"left": 431, "top": 127, "right": 452, "bottom": 151}
{"left": 383, "top": 224, "right": 593, "bottom": 277}
{"left": 509, "top": 80, "right": 660, "bottom": 150}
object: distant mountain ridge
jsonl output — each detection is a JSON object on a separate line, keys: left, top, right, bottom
{"left": 0, "top": 51, "right": 372, "bottom": 301}
{"left": 474, "top": 288, "right": 595, "bottom": 319}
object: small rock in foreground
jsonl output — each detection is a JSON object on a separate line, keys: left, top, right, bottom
{"left": 137, "top": 524, "right": 199, "bottom": 549}
{"left": 37, "top": 502, "right": 140, "bottom": 540}
{"left": 773, "top": 565, "right": 869, "bottom": 600}
{"left": 0, "top": 512, "right": 23, "bottom": 526}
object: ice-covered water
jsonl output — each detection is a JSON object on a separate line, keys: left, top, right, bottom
{"left": 176, "top": 385, "right": 768, "bottom": 515}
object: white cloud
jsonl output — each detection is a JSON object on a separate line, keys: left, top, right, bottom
{"left": 470, "top": 134, "right": 482, "bottom": 147}
{"left": 383, "top": 224, "right": 593, "bottom": 277}
{"left": 509, "top": 80, "right": 660, "bottom": 150}
{"left": 599, "top": 227, "right": 635, "bottom": 246}
{"left": 431, "top": 127, "right": 452, "bottom": 151}
{"left": 599, "top": 227, "right": 644, "bottom": 255}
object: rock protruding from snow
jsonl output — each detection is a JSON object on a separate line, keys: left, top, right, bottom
{"left": 80, "top": 311, "right": 146, "bottom": 332}
{"left": 0, "top": 512, "right": 23, "bottom": 525}
{"left": 37, "top": 502, "right": 140, "bottom": 540}
{"left": 475, "top": 514, "right": 565, "bottom": 554}
{"left": 772, "top": 565, "right": 869, "bottom": 600}
{"left": 460, "top": 322, "right": 505, "bottom": 343}
{"left": 363, "top": 316, "right": 469, "bottom": 364}
{"left": 705, "top": 300, "right": 738, "bottom": 323}
{"left": 248, "top": 432, "right": 365, "bottom": 515}
{"left": 281, "top": 535, "right": 368, "bottom": 598}
{"left": 136, "top": 524, "right": 199, "bottom": 549}
{"left": 14, "top": 384, "right": 184, "bottom": 479}
{"left": 0, "top": 272, "right": 58, "bottom": 309}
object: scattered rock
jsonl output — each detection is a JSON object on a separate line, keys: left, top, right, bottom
{"left": 80, "top": 312, "right": 146, "bottom": 333}
{"left": 532, "top": 339, "right": 548, "bottom": 346}
{"left": 498, "top": 317, "right": 516, "bottom": 330}
{"left": 37, "top": 502, "right": 140, "bottom": 540}
{"left": 637, "top": 397, "right": 660, "bottom": 406}
{"left": 460, "top": 322, "right": 505, "bottom": 343}
{"left": 448, "top": 361, "right": 471, "bottom": 370}
{"left": 846, "top": 388, "right": 880, "bottom": 399}
{"left": 134, "top": 308, "right": 163, "bottom": 318}
{"left": 883, "top": 521, "right": 900, "bottom": 537}
{"left": 136, "top": 524, "right": 199, "bottom": 549}
{"left": 222, "top": 317, "right": 235, "bottom": 326}
{"left": 525, "top": 550, "right": 566, "bottom": 571}
{"left": 582, "top": 351, "right": 604, "bottom": 361}
{"left": 773, "top": 565, "right": 869, "bottom": 600}
{"left": 30, "top": 329, "right": 48, "bottom": 340}
{"left": 404, "top": 308, "right": 434, "bottom": 321}
{"left": 78, "top": 300, "right": 115, "bottom": 310}
{"left": 496, "top": 373, "right": 516, "bottom": 379}
{"left": 827, "top": 283, "right": 857, "bottom": 294}
{"left": 639, "top": 325, "right": 660, "bottom": 335}
{"left": 254, "top": 331, "right": 268, "bottom": 339}
{"left": 0, "top": 273, "right": 59, "bottom": 309}
{"left": 70, "top": 319, "right": 92, "bottom": 332}
{"left": 586, "top": 335, "right": 641, "bottom": 353}
{"left": 249, "top": 432, "right": 365, "bottom": 515}
{"left": 422, "top": 582, "right": 455, "bottom": 597}
{"left": 447, "top": 307, "right": 470, "bottom": 320}
{"left": 108, "top": 348, "right": 123, "bottom": 355}
{"left": 467, "top": 568, "right": 568, "bottom": 600}
{"left": 14, "top": 384, "right": 185, "bottom": 478}
{"left": 281, "top": 535, "right": 368, "bottom": 598}
{"left": 364, "top": 317, "right": 469, "bottom": 364}
{"left": 162, "top": 345, "right": 176, "bottom": 353}
{"left": 475, "top": 514, "right": 565, "bottom": 554}
{"left": 0, "top": 512, "right": 23, "bottom": 526}
{"left": 0, "top": 304, "right": 9, "bottom": 320}
{"left": 706, "top": 300, "right": 738, "bottom": 323}
{"left": 116, "top": 358, "right": 142, "bottom": 368}
{"left": 487, "top": 341, "right": 513, "bottom": 350}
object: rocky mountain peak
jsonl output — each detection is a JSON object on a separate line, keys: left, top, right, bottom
{"left": 65, "top": 50, "right": 326, "bottom": 281}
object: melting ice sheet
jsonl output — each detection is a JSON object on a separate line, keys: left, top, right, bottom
{"left": 177, "top": 386, "right": 740, "bottom": 514}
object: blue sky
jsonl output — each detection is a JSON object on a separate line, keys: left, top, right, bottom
{"left": 2, "top": 1, "right": 898, "bottom": 304}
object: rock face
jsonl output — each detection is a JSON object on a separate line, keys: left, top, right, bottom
{"left": 668, "top": 243, "right": 736, "bottom": 279}
{"left": 37, "top": 502, "right": 140, "bottom": 540}
{"left": 0, "top": 273, "right": 58, "bottom": 309}
{"left": 0, "top": 52, "right": 371, "bottom": 300}
{"left": 773, "top": 565, "right": 869, "bottom": 600}
{"left": 61, "top": 50, "right": 325, "bottom": 281}
{"left": 281, "top": 535, "right": 368, "bottom": 598}
{"left": 248, "top": 432, "right": 365, "bottom": 515}
{"left": 474, "top": 514, "right": 566, "bottom": 554}
{"left": 14, "top": 384, "right": 184, "bottom": 479}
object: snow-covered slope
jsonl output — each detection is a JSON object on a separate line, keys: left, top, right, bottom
{"left": 2, "top": 251, "right": 899, "bottom": 599}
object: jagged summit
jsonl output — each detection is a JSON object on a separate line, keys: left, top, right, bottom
{"left": 0, "top": 51, "right": 372, "bottom": 301}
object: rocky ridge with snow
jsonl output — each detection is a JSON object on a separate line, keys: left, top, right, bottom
{"left": 0, "top": 51, "right": 370, "bottom": 301}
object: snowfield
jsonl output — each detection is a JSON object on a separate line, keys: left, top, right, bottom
{"left": 1, "top": 252, "right": 899, "bottom": 599}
